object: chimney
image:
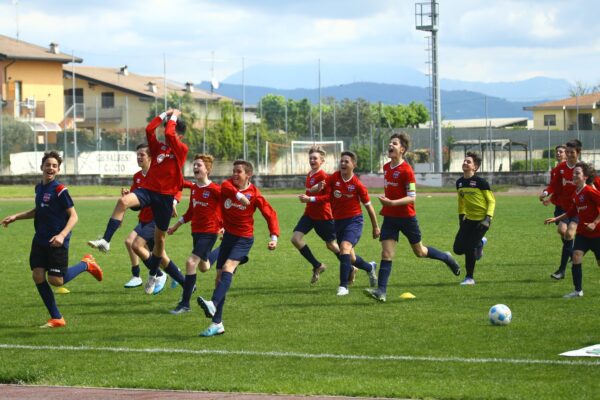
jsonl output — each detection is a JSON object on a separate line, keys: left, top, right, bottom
{"left": 147, "top": 81, "right": 158, "bottom": 94}
{"left": 119, "top": 65, "right": 129, "bottom": 76}
{"left": 49, "top": 43, "right": 60, "bottom": 54}
{"left": 185, "top": 82, "right": 194, "bottom": 93}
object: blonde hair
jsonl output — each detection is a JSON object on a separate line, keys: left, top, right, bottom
{"left": 194, "top": 153, "right": 215, "bottom": 174}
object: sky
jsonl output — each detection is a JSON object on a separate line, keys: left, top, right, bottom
{"left": 0, "top": 0, "right": 598, "bottom": 88}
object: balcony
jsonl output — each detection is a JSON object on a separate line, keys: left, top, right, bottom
{"left": 83, "top": 106, "right": 124, "bottom": 124}
{"left": 1, "top": 99, "right": 46, "bottom": 121}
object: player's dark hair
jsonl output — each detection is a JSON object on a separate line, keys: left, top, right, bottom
{"left": 136, "top": 143, "right": 150, "bottom": 156}
{"left": 341, "top": 151, "right": 357, "bottom": 164}
{"left": 233, "top": 159, "right": 253, "bottom": 175}
{"left": 466, "top": 151, "right": 482, "bottom": 169}
{"left": 575, "top": 161, "right": 595, "bottom": 184}
{"left": 308, "top": 145, "right": 326, "bottom": 158}
{"left": 390, "top": 132, "right": 410, "bottom": 151}
{"left": 194, "top": 153, "right": 214, "bottom": 174}
{"left": 163, "top": 117, "right": 187, "bottom": 134}
{"left": 555, "top": 144, "right": 566, "bottom": 152}
{"left": 41, "top": 151, "right": 62, "bottom": 167}
{"left": 566, "top": 139, "right": 582, "bottom": 154}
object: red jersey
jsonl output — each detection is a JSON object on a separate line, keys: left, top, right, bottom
{"left": 131, "top": 170, "right": 153, "bottom": 223}
{"left": 220, "top": 179, "right": 279, "bottom": 238}
{"left": 380, "top": 160, "right": 416, "bottom": 218}
{"left": 182, "top": 181, "right": 222, "bottom": 234}
{"left": 304, "top": 169, "right": 333, "bottom": 221}
{"left": 316, "top": 171, "right": 370, "bottom": 220}
{"left": 566, "top": 185, "right": 600, "bottom": 238}
{"left": 543, "top": 163, "right": 562, "bottom": 206}
{"left": 549, "top": 161, "right": 577, "bottom": 210}
{"left": 143, "top": 116, "right": 189, "bottom": 195}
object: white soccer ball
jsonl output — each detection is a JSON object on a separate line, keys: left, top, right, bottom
{"left": 488, "top": 304, "right": 512, "bottom": 325}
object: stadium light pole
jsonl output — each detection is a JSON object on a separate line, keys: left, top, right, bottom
{"left": 72, "top": 51, "right": 78, "bottom": 175}
{"left": 318, "top": 59, "right": 322, "bottom": 141}
{"left": 242, "top": 57, "right": 247, "bottom": 160}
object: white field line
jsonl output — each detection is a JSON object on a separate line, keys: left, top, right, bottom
{"left": 0, "top": 343, "right": 599, "bottom": 367}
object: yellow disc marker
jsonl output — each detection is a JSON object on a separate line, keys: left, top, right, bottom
{"left": 399, "top": 292, "right": 416, "bottom": 300}
{"left": 55, "top": 287, "right": 70, "bottom": 294}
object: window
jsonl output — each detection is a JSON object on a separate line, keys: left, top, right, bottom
{"left": 64, "top": 88, "right": 83, "bottom": 108}
{"left": 543, "top": 114, "right": 556, "bottom": 127}
{"left": 101, "top": 92, "right": 115, "bottom": 109}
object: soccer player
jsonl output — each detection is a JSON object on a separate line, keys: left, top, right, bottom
{"left": 453, "top": 152, "right": 496, "bottom": 285}
{"left": 540, "top": 141, "right": 580, "bottom": 280}
{"left": 1, "top": 151, "right": 103, "bottom": 328}
{"left": 196, "top": 160, "right": 279, "bottom": 337}
{"left": 293, "top": 145, "right": 340, "bottom": 284}
{"left": 167, "top": 154, "right": 222, "bottom": 314}
{"left": 312, "top": 151, "right": 380, "bottom": 296}
{"left": 365, "top": 133, "right": 460, "bottom": 302}
{"left": 545, "top": 162, "right": 600, "bottom": 298}
{"left": 88, "top": 109, "right": 188, "bottom": 294}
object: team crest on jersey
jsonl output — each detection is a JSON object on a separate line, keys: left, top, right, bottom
{"left": 157, "top": 154, "right": 166, "bottom": 164}
{"left": 580, "top": 195, "right": 585, "bottom": 202}
{"left": 469, "top": 180, "right": 477, "bottom": 187}
{"left": 43, "top": 193, "right": 51, "bottom": 202}
{"left": 347, "top": 184, "right": 355, "bottom": 192}
{"left": 202, "top": 190, "right": 210, "bottom": 198}
{"left": 309, "top": 178, "right": 315, "bottom": 185}
{"left": 393, "top": 171, "right": 400, "bottom": 179}
{"left": 161, "top": 145, "right": 167, "bottom": 151}
{"left": 335, "top": 181, "right": 341, "bottom": 186}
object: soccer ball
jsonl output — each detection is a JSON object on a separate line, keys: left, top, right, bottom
{"left": 488, "top": 304, "right": 512, "bottom": 325}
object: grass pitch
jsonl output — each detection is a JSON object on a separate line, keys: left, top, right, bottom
{"left": 0, "top": 192, "right": 599, "bottom": 399}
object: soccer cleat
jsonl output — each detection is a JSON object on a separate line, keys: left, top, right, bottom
{"left": 169, "top": 303, "right": 191, "bottom": 315}
{"left": 563, "top": 290, "right": 583, "bottom": 298}
{"left": 144, "top": 275, "right": 158, "bottom": 294}
{"left": 152, "top": 274, "right": 168, "bottom": 295}
{"left": 364, "top": 287, "right": 386, "bottom": 302}
{"left": 199, "top": 322, "right": 225, "bottom": 337}
{"left": 124, "top": 276, "right": 143, "bottom": 288}
{"left": 87, "top": 238, "right": 110, "bottom": 253}
{"left": 170, "top": 278, "right": 179, "bottom": 289}
{"left": 348, "top": 266, "right": 358, "bottom": 285}
{"left": 551, "top": 270, "right": 565, "bottom": 280}
{"left": 311, "top": 264, "right": 326, "bottom": 284}
{"left": 368, "top": 261, "right": 378, "bottom": 287}
{"left": 474, "top": 237, "right": 487, "bottom": 261}
{"left": 445, "top": 252, "right": 461, "bottom": 276}
{"left": 197, "top": 296, "right": 216, "bottom": 318}
{"left": 40, "top": 317, "right": 66, "bottom": 328}
{"left": 336, "top": 286, "right": 349, "bottom": 296}
{"left": 82, "top": 254, "right": 103, "bottom": 281}
{"left": 460, "top": 277, "right": 476, "bottom": 286}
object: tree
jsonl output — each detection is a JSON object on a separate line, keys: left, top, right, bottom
{"left": 569, "top": 81, "right": 600, "bottom": 97}
{"left": 206, "top": 101, "right": 243, "bottom": 160}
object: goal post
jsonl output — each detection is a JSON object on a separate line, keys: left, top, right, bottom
{"left": 290, "top": 140, "right": 344, "bottom": 174}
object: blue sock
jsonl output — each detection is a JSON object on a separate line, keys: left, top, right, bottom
{"left": 147, "top": 254, "right": 162, "bottom": 276}
{"left": 426, "top": 246, "right": 449, "bottom": 263}
{"left": 213, "top": 296, "right": 226, "bottom": 324}
{"left": 208, "top": 247, "right": 220, "bottom": 266}
{"left": 132, "top": 265, "right": 140, "bottom": 277}
{"left": 164, "top": 261, "right": 185, "bottom": 285}
{"left": 102, "top": 218, "right": 121, "bottom": 242}
{"left": 63, "top": 261, "right": 87, "bottom": 284}
{"left": 353, "top": 255, "right": 372, "bottom": 271}
{"left": 36, "top": 281, "right": 61, "bottom": 319}
{"left": 378, "top": 260, "right": 392, "bottom": 292}
{"left": 212, "top": 271, "right": 233, "bottom": 306}
{"left": 572, "top": 263, "right": 582, "bottom": 292}
{"left": 299, "top": 245, "right": 321, "bottom": 269}
{"left": 335, "top": 253, "right": 342, "bottom": 261}
{"left": 180, "top": 274, "right": 196, "bottom": 308}
{"left": 339, "top": 254, "right": 352, "bottom": 287}
{"left": 560, "top": 239, "right": 573, "bottom": 272}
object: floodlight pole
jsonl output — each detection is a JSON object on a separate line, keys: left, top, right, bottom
{"left": 318, "top": 59, "right": 322, "bottom": 141}
{"left": 242, "top": 57, "right": 247, "bottom": 160}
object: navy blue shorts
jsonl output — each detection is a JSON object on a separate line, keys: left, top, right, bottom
{"left": 216, "top": 232, "right": 254, "bottom": 269}
{"left": 192, "top": 233, "right": 218, "bottom": 260}
{"left": 29, "top": 240, "right": 68, "bottom": 277}
{"left": 380, "top": 216, "right": 422, "bottom": 244}
{"left": 335, "top": 215, "right": 363, "bottom": 247}
{"left": 555, "top": 205, "right": 578, "bottom": 225}
{"left": 134, "top": 221, "right": 156, "bottom": 249}
{"left": 293, "top": 215, "right": 336, "bottom": 243}
{"left": 133, "top": 188, "right": 174, "bottom": 231}
{"left": 574, "top": 234, "right": 600, "bottom": 259}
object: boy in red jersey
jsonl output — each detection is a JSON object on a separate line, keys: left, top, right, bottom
{"left": 167, "top": 154, "right": 222, "bottom": 314}
{"left": 540, "top": 140, "right": 581, "bottom": 280}
{"left": 197, "top": 160, "right": 279, "bottom": 337}
{"left": 545, "top": 162, "right": 600, "bottom": 298}
{"left": 293, "top": 145, "right": 341, "bottom": 284}
{"left": 365, "top": 133, "right": 460, "bottom": 302}
{"left": 313, "top": 151, "right": 380, "bottom": 296}
{"left": 1, "top": 151, "right": 103, "bottom": 328}
{"left": 88, "top": 109, "right": 188, "bottom": 294}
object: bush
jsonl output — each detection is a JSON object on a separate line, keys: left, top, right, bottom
{"left": 511, "top": 158, "right": 553, "bottom": 171}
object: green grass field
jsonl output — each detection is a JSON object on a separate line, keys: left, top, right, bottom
{"left": 0, "top": 192, "right": 599, "bottom": 399}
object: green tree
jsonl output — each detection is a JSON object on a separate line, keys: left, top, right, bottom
{"left": 207, "top": 101, "right": 243, "bottom": 160}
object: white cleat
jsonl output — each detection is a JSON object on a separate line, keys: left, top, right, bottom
{"left": 145, "top": 275, "right": 158, "bottom": 294}
{"left": 336, "top": 286, "right": 349, "bottom": 296}
{"left": 563, "top": 290, "right": 583, "bottom": 298}
{"left": 87, "top": 238, "right": 110, "bottom": 253}
{"left": 124, "top": 276, "right": 143, "bottom": 288}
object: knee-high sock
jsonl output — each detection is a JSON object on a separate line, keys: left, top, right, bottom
{"left": 559, "top": 239, "right": 573, "bottom": 272}
{"left": 299, "top": 244, "right": 321, "bottom": 269}
{"left": 572, "top": 263, "right": 582, "bottom": 292}
{"left": 465, "top": 251, "right": 476, "bottom": 279}
{"left": 62, "top": 261, "right": 87, "bottom": 284}
{"left": 102, "top": 218, "right": 121, "bottom": 242}
{"left": 213, "top": 296, "right": 226, "bottom": 324}
{"left": 426, "top": 246, "right": 450, "bottom": 264}
{"left": 339, "top": 254, "right": 352, "bottom": 287}
{"left": 353, "top": 255, "right": 372, "bottom": 271}
{"left": 141, "top": 256, "right": 163, "bottom": 276}
{"left": 147, "top": 254, "right": 162, "bottom": 276}
{"left": 180, "top": 273, "right": 196, "bottom": 307}
{"left": 36, "top": 281, "right": 61, "bottom": 319}
{"left": 131, "top": 265, "right": 140, "bottom": 277}
{"left": 378, "top": 260, "right": 392, "bottom": 292}
{"left": 164, "top": 260, "right": 185, "bottom": 285}
{"left": 212, "top": 271, "right": 233, "bottom": 306}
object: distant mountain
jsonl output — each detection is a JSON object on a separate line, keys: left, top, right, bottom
{"left": 197, "top": 81, "right": 541, "bottom": 119}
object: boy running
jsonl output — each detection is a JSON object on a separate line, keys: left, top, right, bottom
{"left": 1, "top": 151, "right": 103, "bottom": 328}
{"left": 365, "top": 133, "right": 460, "bottom": 302}
{"left": 454, "top": 152, "right": 495, "bottom": 285}
{"left": 196, "top": 160, "right": 279, "bottom": 337}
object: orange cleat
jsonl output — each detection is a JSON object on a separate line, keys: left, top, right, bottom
{"left": 40, "top": 317, "right": 66, "bottom": 328}
{"left": 82, "top": 254, "right": 103, "bottom": 281}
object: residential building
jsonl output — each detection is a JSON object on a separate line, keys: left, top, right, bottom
{"left": 524, "top": 93, "right": 600, "bottom": 131}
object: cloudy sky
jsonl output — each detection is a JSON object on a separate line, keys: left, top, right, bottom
{"left": 0, "top": 0, "right": 598, "bottom": 87}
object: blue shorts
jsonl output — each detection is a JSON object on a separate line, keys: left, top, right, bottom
{"left": 29, "top": 240, "right": 69, "bottom": 277}
{"left": 574, "top": 234, "right": 600, "bottom": 259}
{"left": 216, "top": 232, "right": 254, "bottom": 269}
{"left": 555, "top": 205, "right": 578, "bottom": 225}
{"left": 335, "top": 215, "right": 363, "bottom": 247}
{"left": 293, "top": 215, "right": 336, "bottom": 243}
{"left": 134, "top": 221, "right": 156, "bottom": 250}
{"left": 380, "top": 216, "right": 422, "bottom": 244}
{"left": 192, "top": 233, "right": 218, "bottom": 260}
{"left": 133, "top": 188, "right": 174, "bottom": 231}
